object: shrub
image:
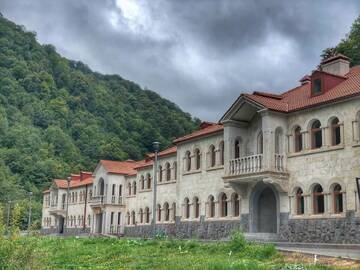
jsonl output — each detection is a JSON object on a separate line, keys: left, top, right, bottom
{"left": 229, "top": 231, "right": 247, "bottom": 252}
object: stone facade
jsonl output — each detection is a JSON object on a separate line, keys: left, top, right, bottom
{"left": 42, "top": 57, "right": 360, "bottom": 243}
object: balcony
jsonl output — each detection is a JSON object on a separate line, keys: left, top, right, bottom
{"left": 224, "top": 154, "right": 289, "bottom": 193}
{"left": 48, "top": 203, "right": 65, "bottom": 216}
{"left": 89, "top": 195, "right": 124, "bottom": 208}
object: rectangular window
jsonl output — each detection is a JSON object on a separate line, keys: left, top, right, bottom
{"left": 117, "top": 212, "right": 121, "bottom": 225}
{"left": 312, "top": 78, "right": 322, "bottom": 95}
{"left": 110, "top": 212, "right": 114, "bottom": 225}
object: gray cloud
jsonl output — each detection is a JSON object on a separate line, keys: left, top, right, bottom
{"left": 1, "top": 0, "right": 359, "bottom": 121}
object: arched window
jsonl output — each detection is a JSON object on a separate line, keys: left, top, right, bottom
{"left": 194, "top": 149, "right": 201, "bottom": 170}
{"left": 164, "top": 202, "right": 170, "bottom": 221}
{"left": 185, "top": 151, "right": 191, "bottom": 171}
{"left": 119, "top": 185, "right": 122, "bottom": 197}
{"left": 208, "top": 195, "right": 215, "bottom": 218}
{"left": 184, "top": 198, "right": 190, "bottom": 219}
{"left": 232, "top": 193, "right": 240, "bottom": 217}
{"left": 75, "top": 192, "right": 78, "bottom": 203}
{"left": 127, "top": 212, "right": 130, "bottom": 225}
{"left": 332, "top": 184, "right": 343, "bottom": 213}
{"left": 139, "top": 208, "right": 144, "bottom": 223}
{"left": 173, "top": 162, "right": 177, "bottom": 180}
{"left": 158, "top": 165, "right": 163, "bottom": 182}
{"left": 79, "top": 191, "right": 82, "bottom": 202}
{"left": 145, "top": 207, "right": 150, "bottom": 223}
{"left": 209, "top": 145, "right": 216, "bottom": 167}
{"left": 131, "top": 211, "right": 135, "bottom": 225}
{"left": 235, "top": 139, "right": 241, "bottom": 158}
{"left": 165, "top": 163, "right": 171, "bottom": 181}
{"left": 313, "top": 184, "right": 324, "bottom": 214}
{"left": 147, "top": 174, "right": 151, "bottom": 189}
{"left": 220, "top": 193, "right": 228, "bottom": 217}
{"left": 128, "top": 183, "right": 132, "bottom": 196}
{"left": 330, "top": 118, "right": 341, "bottom": 146}
{"left": 296, "top": 188, "right": 304, "bottom": 215}
{"left": 311, "top": 120, "right": 322, "bottom": 149}
{"left": 294, "top": 126, "right": 303, "bottom": 152}
{"left": 257, "top": 132, "right": 263, "bottom": 154}
{"left": 275, "top": 127, "right": 283, "bottom": 154}
{"left": 194, "top": 197, "right": 200, "bottom": 218}
{"left": 157, "top": 204, "right": 162, "bottom": 222}
{"left": 219, "top": 141, "right": 224, "bottom": 165}
{"left": 140, "top": 175, "right": 145, "bottom": 190}
{"left": 172, "top": 202, "right": 176, "bottom": 221}
{"left": 133, "top": 181, "right": 137, "bottom": 195}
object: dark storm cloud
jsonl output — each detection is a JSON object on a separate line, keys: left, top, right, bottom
{"left": 1, "top": 0, "right": 360, "bottom": 120}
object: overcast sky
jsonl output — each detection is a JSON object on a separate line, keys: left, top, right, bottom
{"left": 1, "top": 1, "right": 360, "bottom": 121}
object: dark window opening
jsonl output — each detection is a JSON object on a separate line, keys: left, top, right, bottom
{"left": 311, "top": 120, "right": 322, "bottom": 149}
{"left": 312, "top": 78, "right": 322, "bottom": 95}
{"left": 313, "top": 184, "right": 324, "bottom": 214}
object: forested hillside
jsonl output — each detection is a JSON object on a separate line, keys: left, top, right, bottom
{"left": 0, "top": 15, "right": 200, "bottom": 209}
{"left": 322, "top": 15, "right": 360, "bottom": 66}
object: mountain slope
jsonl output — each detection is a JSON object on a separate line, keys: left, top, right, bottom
{"left": 0, "top": 15, "right": 200, "bottom": 200}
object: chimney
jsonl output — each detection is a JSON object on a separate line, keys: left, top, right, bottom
{"left": 299, "top": 75, "right": 311, "bottom": 85}
{"left": 320, "top": 53, "right": 350, "bottom": 76}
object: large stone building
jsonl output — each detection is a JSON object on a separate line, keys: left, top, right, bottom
{"left": 42, "top": 54, "right": 360, "bottom": 243}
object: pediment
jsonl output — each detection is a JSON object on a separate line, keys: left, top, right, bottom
{"left": 220, "top": 95, "right": 265, "bottom": 124}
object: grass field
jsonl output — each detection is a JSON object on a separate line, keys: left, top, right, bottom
{"left": 0, "top": 232, "right": 357, "bottom": 270}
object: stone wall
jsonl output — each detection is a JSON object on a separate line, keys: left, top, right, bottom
{"left": 280, "top": 211, "right": 360, "bottom": 244}
{"left": 124, "top": 215, "right": 247, "bottom": 239}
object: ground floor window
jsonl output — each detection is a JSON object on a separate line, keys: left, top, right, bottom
{"left": 296, "top": 188, "right": 304, "bottom": 215}
{"left": 313, "top": 184, "right": 324, "bottom": 214}
{"left": 333, "top": 184, "right": 343, "bottom": 213}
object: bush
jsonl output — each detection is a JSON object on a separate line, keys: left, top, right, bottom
{"left": 229, "top": 231, "right": 247, "bottom": 252}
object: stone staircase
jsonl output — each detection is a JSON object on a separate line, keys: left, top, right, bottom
{"left": 244, "top": 233, "right": 284, "bottom": 243}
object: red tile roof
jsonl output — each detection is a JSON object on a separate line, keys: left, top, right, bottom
{"left": 173, "top": 123, "right": 223, "bottom": 144}
{"left": 135, "top": 146, "right": 178, "bottom": 170}
{"left": 53, "top": 172, "right": 93, "bottom": 189}
{"left": 244, "top": 65, "right": 360, "bottom": 113}
{"left": 100, "top": 160, "right": 146, "bottom": 176}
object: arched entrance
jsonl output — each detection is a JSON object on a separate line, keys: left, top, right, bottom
{"left": 250, "top": 183, "right": 279, "bottom": 233}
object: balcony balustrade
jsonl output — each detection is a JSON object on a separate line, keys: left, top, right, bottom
{"left": 228, "top": 154, "right": 286, "bottom": 176}
{"left": 89, "top": 195, "right": 124, "bottom": 207}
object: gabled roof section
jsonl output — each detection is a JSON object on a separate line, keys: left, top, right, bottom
{"left": 173, "top": 123, "right": 223, "bottom": 144}
{"left": 99, "top": 160, "right": 146, "bottom": 176}
{"left": 220, "top": 94, "right": 267, "bottom": 123}
{"left": 241, "top": 65, "right": 360, "bottom": 113}
{"left": 52, "top": 172, "right": 93, "bottom": 189}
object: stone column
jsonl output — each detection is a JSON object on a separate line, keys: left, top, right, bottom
{"left": 302, "top": 131, "right": 308, "bottom": 150}
{"left": 321, "top": 127, "right": 327, "bottom": 148}
{"left": 261, "top": 113, "right": 274, "bottom": 171}
{"left": 352, "top": 120, "right": 359, "bottom": 142}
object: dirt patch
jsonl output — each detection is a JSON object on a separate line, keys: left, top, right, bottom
{"left": 281, "top": 251, "right": 360, "bottom": 269}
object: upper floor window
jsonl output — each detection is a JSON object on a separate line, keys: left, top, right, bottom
{"left": 146, "top": 173, "right": 152, "bottom": 189}
{"left": 234, "top": 139, "right": 241, "bottom": 158}
{"left": 118, "top": 185, "right": 122, "bottom": 196}
{"left": 209, "top": 145, "right": 216, "bottom": 167}
{"left": 312, "top": 78, "right": 322, "bottom": 95}
{"left": 133, "top": 181, "right": 136, "bottom": 195}
{"left": 257, "top": 132, "right": 263, "bottom": 154}
{"left": 294, "top": 126, "right": 303, "bottom": 152}
{"left": 275, "top": 127, "right": 283, "bottom": 154}
{"left": 173, "top": 162, "right": 177, "bottom": 180}
{"left": 140, "top": 175, "right": 145, "bottom": 190}
{"left": 330, "top": 117, "right": 341, "bottom": 146}
{"left": 219, "top": 141, "right": 224, "bottom": 165}
{"left": 311, "top": 120, "right": 322, "bottom": 149}
{"left": 194, "top": 148, "right": 201, "bottom": 170}
{"left": 128, "top": 183, "right": 132, "bottom": 196}
{"left": 158, "top": 165, "right": 163, "bottom": 182}
{"left": 112, "top": 184, "right": 116, "bottom": 196}
{"left": 185, "top": 151, "right": 191, "bottom": 171}
{"left": 165, "top": 163, "right": 171, "bottom": 181}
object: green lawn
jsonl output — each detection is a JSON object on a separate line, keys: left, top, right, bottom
{"left": 0, "top": 233, "right": 351, "bottom": 270}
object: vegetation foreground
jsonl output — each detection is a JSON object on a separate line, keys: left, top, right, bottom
{"left": 0, "top": 232, "right": 356, "bottom": 270}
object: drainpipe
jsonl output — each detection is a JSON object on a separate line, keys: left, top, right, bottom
{"left": 83, "top": 184, "right": 88, "bottom": 231}
{"left": 152, "top": 142, "right": 160, "bottom": 237}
